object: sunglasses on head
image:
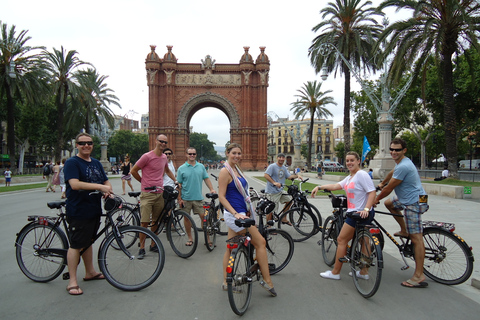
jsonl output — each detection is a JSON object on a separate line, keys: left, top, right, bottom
{"left": 188, "top": 153, "right": 197, "bottom": 156}
{"left": 164, "top": 152, "right": 172, "bottom": 155}
{"left": 389, "top": 147, "right": 404, "bottom": 152}
{"left": 157, "top": 139, "right": 168, "bottom": 144}
{"left": 77, "top": 141, "right": 93, "bottom": 146}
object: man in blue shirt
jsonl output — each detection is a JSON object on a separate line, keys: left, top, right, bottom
{"left": 177, "top": 147, "right": 216, "bottom": 246}
{"left": 375, "top": 138, "right": 429, "bottom": 288}
{"left": 64, "top": 133, "right": 113, "bottom": 295}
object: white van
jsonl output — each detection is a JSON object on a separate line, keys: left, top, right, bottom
{"left": 322, "top": 161, "right": 344, "bottom": 169}
{"left": 459, "top": 159, "right": 480, "bottom": 170}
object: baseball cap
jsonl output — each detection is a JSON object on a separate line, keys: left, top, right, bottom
{"left": 277, "top": 153, "right": 286, "bottom": 157}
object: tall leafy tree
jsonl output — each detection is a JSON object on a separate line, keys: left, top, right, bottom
{"left": 290, "top": 80, "right": 336, "bottom": 167}
{"left": 75, "top": 68, "right": 120, "bottom": 134}
{"left": 43, "top": 46, "right": 91, "bottom": 161}
{"left": 0, "top": 21, "right": 48, "bottom": 170}
{"left": 377, "top": 0, "right": 480, "bottom": 177}
{"left": 309, "top": 0, "right": 383, "bottom": 157}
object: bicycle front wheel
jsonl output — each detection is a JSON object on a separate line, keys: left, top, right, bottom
{"left": 351, "top": 230, "right": 383, "bottom": 298}
{"left": 99, "top": 226, "right": 165, "bottom": 291}
{"left": 215, "top": 204, "right": 227, "bottom": 236}
{"left": 309, "top": 203, "right": 322, "bottom": 234}
{"left": 422, "top": 227, "right": 474, "bottom": 285}
{"left": 167, "top": 210, "right": 198, "bottom": 258}
{"left": 265, "top": 229, "right": 294, "bottom": 275}
{"left": 227, "top": 247, "right": 252, "bottom": 316}
{"left": 203, "top": 208, "right": 217, "bottom": 252}
{"left": 15, "top": 222, "right": 68, "bottom": 282}
{"left": 110, "top": 206, "right": 140, "bottom": 227}
{"left": 277, "top": 206, "right": 318, "bottom": 242}
{"left": 321, "top": 215, "right": 338, "bottom": 267}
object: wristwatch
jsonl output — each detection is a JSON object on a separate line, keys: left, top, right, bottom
{"left": 364, "top": 207, "right": 370, "bottom": 212}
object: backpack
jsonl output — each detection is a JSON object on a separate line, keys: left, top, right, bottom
{"left": 43, "top": 164, "right": 52, "bottom": 175}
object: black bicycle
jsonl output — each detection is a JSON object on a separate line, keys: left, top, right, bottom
{"left": 15, "top": 194, "right": 165, "bottom": 291}
{"left": 203, "top": 192, "right": 221, "bottom": 251}
{"left": 226, "top": 198, "right": 294, "bottom": 315}
{"left": 274, "top": 179, "right": 322, "bottom": 242}
{"left": 208, "top": 173, "right": 227, "bottom": 236}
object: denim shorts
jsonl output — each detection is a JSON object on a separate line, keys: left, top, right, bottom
{"left": 345, "top": 209, "right": 375, "bottom": 228}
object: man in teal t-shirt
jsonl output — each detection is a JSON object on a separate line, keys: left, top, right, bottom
{"left": 177, "top": 147, "right": 216, "bottom": 245}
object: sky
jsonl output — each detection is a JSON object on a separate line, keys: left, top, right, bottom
{"left": 3, "top": 0, "right": 408, "bottom": 147}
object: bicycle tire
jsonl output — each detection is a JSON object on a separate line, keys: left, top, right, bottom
{"left": 204, "top": 207, "right": 217, "bottom": 251}
{"left": 422, "top": 227, "right": 474, "bottom": 285}
{"left": 99, "top": 225, "right": 165, "bottom": 291}
{"left": 167, "top": 210, "right": 198, "bottom": 258}
{"left": 351, "top": 230, "right": 383, "bottom": 298}
{"left": 215, "top": 204, "right": 228, "bottom": 236}
{"left": 110, "top": 206, "right": 140, "bottom": 227}
{"left": 321, "top": 215, "right": 338, "bottom": 267}
{"left": 227, "top": 247, "right": 252, "bottom": 316}
{"left": 276, "top": 206, "right": 318, "bottom": 242}
{"left": 15, "top": 222, "right": 68, "bottom": 282}
{"left": 308, "top": 203, "right": 322, "bottom": 234}
{"left": 265, "top": 229, "right": 294, "bottom": 275}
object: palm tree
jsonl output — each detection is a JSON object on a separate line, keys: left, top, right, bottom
{"left": 43, "top": 46, "right": 90, "bottom": 161}
{"left": 309, "top": 0, "right": 383, "bottom": 157}
{"left": 290, "top": 81, "right": 336, "bottom": 167}
{"left": 0, "top": 21, "right": 48, "bottom": 170}
{"left": 377, "top": 0, "right": 480, "bottom": 178}
{"left": 75, "top": 68, "right": 121, "bottom": 134}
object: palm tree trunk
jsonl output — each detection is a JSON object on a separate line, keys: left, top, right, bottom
{"left": 5, "top": 82, "right": 17, "bottom": 171}
{"left": 343, "top": 64, "right": 351, "bottom": 161}
{"left": 307, "top": 115, "right": 314, "bottom": 168}
{"left": 54, "top": 85, "right": 67, "bottom": 162}
{"left": 442, "top": 53, "right": 457, "bottom": 178}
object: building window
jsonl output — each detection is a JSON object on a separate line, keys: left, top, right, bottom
{"left": 326, "top": 128, "right": 330, "bottom": 134}
{"left": 326, "top": 136, "right": 330, "bottom": 143}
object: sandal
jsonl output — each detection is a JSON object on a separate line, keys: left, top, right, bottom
{"left": 66, "top": 285, "right": 83, "bottom": 295}
{"left": 185, "top": 240, "right": 193, "bottom": 246}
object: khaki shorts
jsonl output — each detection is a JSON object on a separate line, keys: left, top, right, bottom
{"left": 140, "top": 192, "right": 165, "bottom": 223}
{"left": 266, "top": 192, "right": 292, "bottom": 213}
{"left": 182, "top": 200, "right": 204, "bottom": 215}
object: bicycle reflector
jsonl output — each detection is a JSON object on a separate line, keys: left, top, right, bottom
{"left": 227, "top": 243, "right": 238, "bottom": 249}
{"left": 369, "top": 228, "right": 380, "bottom": 235}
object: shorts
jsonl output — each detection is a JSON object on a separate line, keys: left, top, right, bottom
{"left": 182, "top": 200, "right": 204, "bottom": 215}
{"left": 266, "top": 192, "right": 292, "bottom": 213}
{"left": 6, "top": 177, "right": 11, "bottom": 182}
{"left": 121, "top": 174, "right": 132, "bottom": 181}
{"left": 67, "top": 217, "right": 101, "bottom": 249}
{"left": 391, "top": 196, "right": 429, "bottom": 234}
{"left": 140, "top": 192, "right": 165, "bottom": 223}
{"left": 224, "top": 210, "right": 249, "bottom": 233}
{"left": 345, "top": 209, "right": 375, "bottom": 228}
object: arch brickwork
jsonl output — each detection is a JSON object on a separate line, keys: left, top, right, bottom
{"left": 145, "top": 45, "right": 269, "bottom": 170}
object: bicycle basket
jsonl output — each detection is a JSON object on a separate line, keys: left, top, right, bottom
{"left": 256, "top": 198, "right": 275, "bottom": 216}
{"left": 331, "top": 195, "right": 347, "bottom": 208}
{"left": 163, "top": 186, "right": 178, "bottom": 200}
{"left": 287, "top": 184, "right": 299, "bottom": 196}
{"left": 104, "top": 196, "right": 122, "bottom": 211}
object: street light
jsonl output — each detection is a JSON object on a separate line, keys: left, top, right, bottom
{"left": 468, "top": 135, "right": 473, "bottom": 171}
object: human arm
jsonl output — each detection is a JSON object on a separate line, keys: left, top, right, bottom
{"left": 377, "top": 169, "right": 394, "bottom": 189}
{"left": 264, "top": 173, "right": 282, "bottom": 189}
{"left": 130, "top": 164, "right": 142, "bottom": 183}
{"left": 359, "top": 190, "right": 376, "bottom": 218}
{"left": 374, "top": 177, "right": 402, "bottom": 204}
{"left": 204, "top": 177, "right": 216, "bottom": 193}
{"left": 68, "top": 178, "right": 113, "bottom": 198}
{"left": 311, "top": 183, "right": 342, "bottom": 197}
{"left": 218, "top": 168, "right": 247, "bottom": 220}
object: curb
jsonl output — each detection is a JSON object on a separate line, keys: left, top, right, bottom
{"left": 472, "top": 278, "right": 480, "bottom": 290}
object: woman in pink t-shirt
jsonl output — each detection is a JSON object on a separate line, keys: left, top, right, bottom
{"left": 311, "top": 151, "right": 376, "bottom": 280}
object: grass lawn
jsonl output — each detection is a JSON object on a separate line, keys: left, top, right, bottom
{"left": 0, "top": 183, "right": 47, "bottom": 193}
{"left": 422, "top": 179, "right": 480, "bottom": 187}
{"left": 253, "top": 176, "right": 346, "bottom": 196}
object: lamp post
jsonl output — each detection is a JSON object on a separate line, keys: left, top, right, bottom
{"left": 318, "top": 42, "right": 414, "bottom": 179}
{"left": 468, "top": 135, "right": 473, "bottom": 171}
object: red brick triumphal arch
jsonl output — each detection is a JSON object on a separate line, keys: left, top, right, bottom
{"left": 145, "top": 45, "right": 269, "bottom": 170}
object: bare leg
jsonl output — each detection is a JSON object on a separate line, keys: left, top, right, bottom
{"left": 331, "top": 223, "right": 355, "bottom": 275}
{"left": 408, "top": 233, "right": 426, "bottom": 282}
{"left": 127, "top": 180, "right": 134, "bottom": 191}
{"left": 250, "top": 227, "right": 273, "bottom": 288}
{"left": 67, "top": 248, "right": 83, "bottom": 294}
{"left": 384, "top": 198, "right": 408, "bottom": 236}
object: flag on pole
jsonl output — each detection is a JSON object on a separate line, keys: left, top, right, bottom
{"left": 362, "top": 136, "right": 371, "bottom": 163}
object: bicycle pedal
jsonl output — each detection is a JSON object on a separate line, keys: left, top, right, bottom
{"left": 62, "top": 272, "right": 70, "bottom": 280}
{"left": 268, "top": 263, "right": 276, "bottom": 271}
{"left": 317, "top": 240, "right": 322, "bottom": 246}
{"left": 338, "top": 257, "right": 348, "bottom": 263}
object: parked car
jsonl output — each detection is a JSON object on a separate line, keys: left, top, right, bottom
{"left": 459, "top": 159, "right": 480, "bottom": 170}
{"left": 323, "top": 161, "right": 344, "bottom": 170}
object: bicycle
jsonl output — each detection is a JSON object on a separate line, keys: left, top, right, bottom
{"left": 207, "top": 173, "right": 227, "bottom": 236}
{"left": 225, "top": 197, "right": 294, "bottom": 315}
{"left": 144, "top": 185, "right": 199, "bottom": 258}
{"left": 321, "top": 190, "right": 475, "bottom": 297}
{"left": 15, "top": 194, "right": 165, "bottom": 291}
{"left": 272, "top": 179, "right": 322, "bottom": 242}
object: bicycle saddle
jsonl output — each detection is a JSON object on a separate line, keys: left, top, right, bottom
{"left": 47, "top": 201, "right": 66, "bottom": 209}
{"left": 235, "top": 218, "right": 256, "bottom": 228}
{"left": 206, "top": 193, "right": 219, "bottom": 199}
{"left": 128, "top": 192, "right": 141, "bottom": 197}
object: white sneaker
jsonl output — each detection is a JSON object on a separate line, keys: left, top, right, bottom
{"left": 320, "top": 270, "right": 340, "bottom": 280}
{"left": 349, "top": 271, "right": 369, "bottom": 280}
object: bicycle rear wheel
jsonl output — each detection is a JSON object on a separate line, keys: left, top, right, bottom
{"left": 309, "top": 203, "right": 322, "bottom": 234}
{"left": 351, "top": 230, "right": 383, "bottom": 298}
{"left": 227, "top": 247, "right": 252, "bottom": 316}
{"left": 277, "top": 206, "right": 318, "bottom": 242}
{"left": 99, "top": 226, "right": 165, "bottom": 291}
{"left": 167, "top": 210, "right": 198, "bottom": 258}
{"left": 422, "top": 227, "right": 473, "bottom": 285}
{"left": 321, "top": 215, "right": 338, "bottom": 267}
{"left": 265, "top": 229, "right": 294, "bottom": 275}
{"left": 110, "top": 206, "right": 140, "bottom": 227}
{"left": 15, "top": 222, "right": 68, "bottom": 282}
{"left": 203, "top": 208, "right": 217, "bottom": 251}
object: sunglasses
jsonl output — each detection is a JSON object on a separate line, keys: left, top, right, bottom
{"left": 164, "top": 152, "right": 172, "bottom": 155}
{"left": 77, "top": 141, "right": 93, "bottom": 146}
{"left": 157, "top": 139, "right": 168, "bottom": 144}
{"left": 188, "top": 153, "right": 197, "bottom": 156}
{"left": 389, "top": 147, "right": 404, "bottom": 152}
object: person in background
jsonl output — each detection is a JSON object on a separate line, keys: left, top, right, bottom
{"left": 4, "top": 167, "right": 12, "bottom": 186}
{"left": 368, "top": 168, "right": 373, "bottom": 179}
{"left": 121, "top": 155, "right": 134, "bottom": 195}
{"left": 43, "top": 161, "right": 54, "bottom": 192}
{"left": 52, "top": 160, "right": 61, "bottom": 192}
{"left": 162, "top": 148, "right": 176, "bottom": 188}
{"left": 59, "top": 158, "right": 67, "bottom": 198}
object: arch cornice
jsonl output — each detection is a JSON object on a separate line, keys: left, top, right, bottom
{"left": 177, "top": 92, "right": 240, "bottom": 130}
